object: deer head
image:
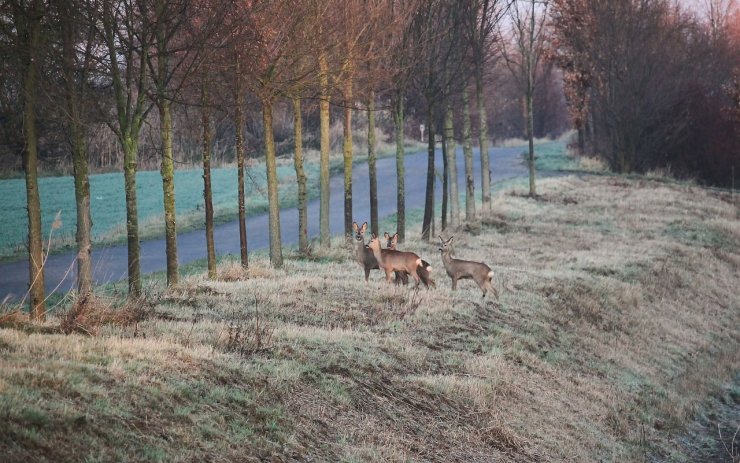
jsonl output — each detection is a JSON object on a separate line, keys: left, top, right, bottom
{"left": 438, "top": 235, "right": 454, "bottom": 253}
{"left": 353, "top": 221, "right": 368, "bottom": 244}
{"left": 384, "top": 232, "right": 399, "bottom": 250}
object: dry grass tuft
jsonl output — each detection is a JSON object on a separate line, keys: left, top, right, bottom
{"left": 59, "top": 294, "right": 143, "bottom": 335}
{"left": 0, "top": 309, "right": 30, "bottom": 329}
{"left": 216, "top": 261, "right": 250, "bottom": 281}
{"left": 220, "top": 314, "right": 275, "bottom": 356}
{"left": 479, "top": 420, "right": 527, "bottom": 453}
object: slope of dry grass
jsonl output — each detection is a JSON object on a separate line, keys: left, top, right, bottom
{"left": 1, "top": 175, "right": 738, "bottom": 462}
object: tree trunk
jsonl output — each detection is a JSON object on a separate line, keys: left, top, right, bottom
{"left": 293, "top": 98, "right": 308, "bottom": 254}
{"left": 21, "top": 2, "right": 45, "bottom": 319}
{"left": 71, "top": 123, "right": 92, "bottom": 297}
{"left": 343, "top": 78, "right": 353, "bottom": 243}
{"left": 202, "top": 82, "right": 216, "bottom": 278}
{"left": 441, "top": 127, "right": 448, "bottom": 231}
{"left": 462, "top": 87, "right": 476, "bottom": 221}
{"left": 159, "top": 98, "right": 178, "bottom": 286}
{"left": 61, "top": 5, "right": 92, "bottom": 296}
{"left": 421, "top": 102, "right": 435, "bottom": 242}
{"left": 527, "top": 1, "right": 537, "bottom": 197}
{"left": 235, "top": 66, "right": 248, "bottom": 268}
{"left": 445, "top": 101, "right": 459, "bottom": 229}
{"left": 368, "top": 94, "right": 378, "bottom": 237}
{"left": 526, "top": 66, "right": 536, "bottom": 197}
{"left": 123, "top": 136, "right": 141, "bottom": 296}
{"left": 262, "top": 100, "right": 283, "bottom": 267}
{"left": 393, "top": 95, "right": 405, "bottom": 243}
{"left": 476, "top": 68, "right": 491, "bottom": 212}
{"left": 319, "top": 52, "right": 330, "bottom": 248}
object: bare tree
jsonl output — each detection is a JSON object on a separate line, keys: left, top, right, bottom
{"left": 7, "top": 0, "right": 47, "bottom": 318}
{"left": 56, "top": 0, "right": 96, "bottom": 296}
{"left": 502, "top": 0, "right": 549, "bottom": 197}
{"left": 97, "top": 0, "right": 157, "bottom": 297}
{"left": 464, "top": 0, "right": 509, "bottom": 211}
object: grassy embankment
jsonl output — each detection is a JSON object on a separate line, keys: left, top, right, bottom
{"left": 1, "top": 161, "right": 738, "bottom": 461}
{"left": 0, "top": 137, "right": 424, "bottom": 262}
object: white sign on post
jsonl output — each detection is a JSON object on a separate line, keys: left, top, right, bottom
{"left": 420, "top": 124, "right": 425, "bottom": 141}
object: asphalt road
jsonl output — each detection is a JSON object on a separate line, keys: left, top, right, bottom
{"left": 0, "top": 145, "right": 524, "bottom": 300}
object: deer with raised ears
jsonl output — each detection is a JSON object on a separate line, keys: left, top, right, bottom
{"left": 438, "top": 236, "right": 498, "bottom": 299}
{"left": 367, "top": 233, "right": 422, "bottom": 287}
{"left": 385, "top": 232, "right": 436, "bottom": 289}
{"left": 353, "top": 222, "right": 378, "bottom": 282}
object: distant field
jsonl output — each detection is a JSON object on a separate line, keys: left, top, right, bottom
{"left": 0, "top": 160, "right": 320, "bottom": 260}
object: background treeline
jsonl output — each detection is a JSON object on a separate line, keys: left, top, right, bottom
{"left": 1, "top": 0, "right": 737, "bottom": 322}
{"left": 551, "top": 0, "right": 740, "bottom": 183}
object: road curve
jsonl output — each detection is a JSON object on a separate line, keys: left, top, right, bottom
{"left": 0, "top": 146, "right": 524, "bottom": 300}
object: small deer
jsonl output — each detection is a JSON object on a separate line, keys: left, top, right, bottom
{"left": 385, "top": 232, "right": 436, "bottom": 288}
{"left": 353, "top": 222, "right": 378, "bottom": 282}
{"left": 438, "top": 235, "right": 498, "bottom": 299}
{"left": 367, "top": 233, "right": 422, "bottom": 287}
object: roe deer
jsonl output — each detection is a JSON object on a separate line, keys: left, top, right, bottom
{"left": 353, "top": 222, "right": 405, "bottom": 283}
{"left": 353, "top": 222, "right": 378, "bottom": 282}
{"left": 438, "top": 236, "right": 498, "bottom": 299}
{"left": 385, "top": 232, "right": 436, "bottom": 289}
{"left": 367, "top": 234, "right": 422, "bottom": 287}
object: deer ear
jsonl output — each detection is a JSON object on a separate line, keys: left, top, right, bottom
{"left": 384, "top": 232, "right": 390, "bottom": 239}
{"left": 447, "top": 236, "right": 454, "bottom": 243}
{"left": 438, "top": 235, "right": 444, "bottom": 242}
{"left": 392, "top": 234, "right": 398, "bottom": 244}
{"left": 371, "top": 233, "right": 377, "bottom": 239}
{"left": 361, "top": 222, "right": 368, "bottom": 233}
{"left": 352, "top": 222, "right": 358, "bottom": 232}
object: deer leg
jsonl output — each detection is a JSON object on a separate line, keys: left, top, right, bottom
{"left": 411, "top": 268, "right": 420, "bottom": 288}
{"left": 365, "top": 267, "right": 371, "bottom": 283}
{"left": 451, "top": 277, "right": 457, "bottom": 290}
{"left": 385, "top": 270, "right": 394, "bottom": 284}
{"left": 489, "top": 280, "right": 499, "bottom": 300}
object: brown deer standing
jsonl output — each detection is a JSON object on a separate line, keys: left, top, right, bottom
{"left": 438, "top": 236, "right": 498, "bottom": 299}
{"left": 367, "top": 233, "right": 422, "bottom": 288}
{"left": 353, "top": 222, "right": 410, "bottom": 284}
{"left": 353, "top": 222, "right": 378, "bottom": 282}
{"left": 385, "top": 232, "right": 435, "bottom": 288}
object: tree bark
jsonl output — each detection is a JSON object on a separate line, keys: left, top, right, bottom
{"left": 342, "top": 78, "right": 353, "bottom": 243}
{"left": 393, "top": 95, "right": 405, "bottom": 243}
{"left": 319, "top": 52, "right": 330, "bottom": 248}
{"left": 123, "top": 136, "right": 141, "bottom": 296}
{"left": 201, "top": 81, "right": 216, "bottom": 278}
{"left": 368, "top": 94, "right": 378, "bottom": 237}
{"left": 445, "top": 100, "right": 459, "bottom": 229}
{"left": 441, "top": 126, "right": 448, "bottom": 231}
{"left": 526, "top": 36, "right": 536, "bottom": 196}
{"left": 293, "top": 98, "right": 308, "bottom": 254}
{"left": 235, "top": 62, "right": 248, "bottom": 268}
{"left": 20, "top": 0, "right": 46, "bottom": 319}
{"left": 476, "top": 69, "right": 491, "bottom": 212}
{"left": 526, "top": 0, "right": 537, "bottom": 197}
{"left": 61, "top": 3, "right": 92, "bottom": 296}
{"left": 262, "top": 100, "right": 283, "bottom": 267}
{"left": 421, "top": 102, "right": 435, "bottom": 242}
{"left": 159, "top": 98, "right": 178, "bottom": 286}
{"left": 156, "top": 13, "right": 177, "bottom": 287}
{"left": 462, "top": 86, "right": 476, "bottom": 221}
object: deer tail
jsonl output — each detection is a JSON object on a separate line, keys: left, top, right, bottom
{"left": 488, "top": 270, "right": 494, "bottom": 280}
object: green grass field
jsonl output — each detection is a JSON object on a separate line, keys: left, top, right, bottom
{"left": 0, "top": 160, "right": 319, "bottom": 261}
{"left": 0, "top": 136, "right": 425, "bottom": 261}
